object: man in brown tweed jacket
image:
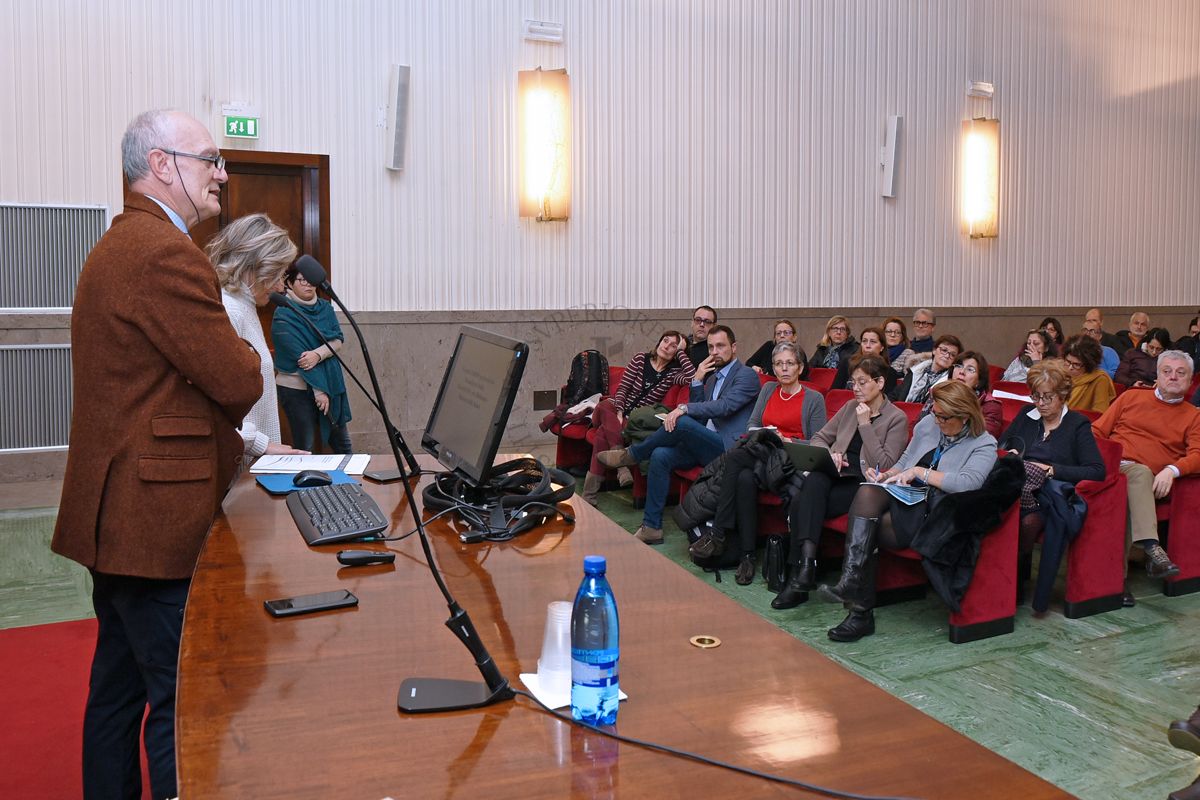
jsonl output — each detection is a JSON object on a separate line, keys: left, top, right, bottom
{"left": 51, "top": 109, "right": 262, "bottom": 799}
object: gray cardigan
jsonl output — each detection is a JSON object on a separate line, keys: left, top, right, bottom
{"left": 748, "top": 382, "right": 827, "bottom": 442}
{"left": 811, "top": 399, "right": 909, "bottom": 472}
{"left": 895, "top": 414, "right": 998, "bottom": 493}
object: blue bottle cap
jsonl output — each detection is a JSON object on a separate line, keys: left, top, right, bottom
{"left": 583, "top": 555, "right": 606, "bottom": 574}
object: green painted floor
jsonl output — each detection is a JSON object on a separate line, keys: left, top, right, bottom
{"left": 5, "top": 488, "right": 1199, "bottom": 799}
{"left": 583, "top": 481, "right": 1200, "bottom": 800}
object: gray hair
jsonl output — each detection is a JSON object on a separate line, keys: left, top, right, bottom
{"left": 121, "top": 109, "right": 176, "bottom": 182}
{"left": 914, "top": 307, "right": 936, "bottom": 324}
{"left": 1159, "top": 350, "right": 1195, "bottom": 374}
{"left": 772, "top": 342, "right": 801, "bottom": 361}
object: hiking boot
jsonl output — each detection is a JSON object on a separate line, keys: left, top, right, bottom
{"left": 1143, "top": 542, "right": 1181, "bottom": 579}
{"left": 633, "top": 526, "right": 664, "bottom": 545}
{"left": 597, "top": 448, "right": 638, "bottom": 469}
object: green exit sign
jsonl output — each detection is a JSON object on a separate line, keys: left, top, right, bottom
{"left": 225, "top": 116, "right": 259, "bottom": 138}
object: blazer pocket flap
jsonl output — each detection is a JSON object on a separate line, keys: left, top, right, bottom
{"left": 152, "top": 415, "right": 212, "bottom": 438}
{"left": 138, "top": 456, "right": 212, "bottom": 483}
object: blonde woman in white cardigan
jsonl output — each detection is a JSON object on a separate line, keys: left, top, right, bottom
{"left": 207, "top": 213, "right": 308, "bottom": 458}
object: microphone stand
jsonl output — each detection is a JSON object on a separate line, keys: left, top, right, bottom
{"left": 268, "top": 291, "right": 411, "bottom": 480}
{"left": 291, "top": 256, "right": 514, "bottom": 713}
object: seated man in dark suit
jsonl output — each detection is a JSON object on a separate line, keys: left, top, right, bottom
{"left": 599, "top": 325, "right": 760, "bottom": 544}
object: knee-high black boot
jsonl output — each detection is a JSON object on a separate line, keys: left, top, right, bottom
{"left": 771, "top": 539, "right": 818, "bottom": 610}
{"left": 828, "top": 552, "right": 876, "bottom": 642}
{"left": 817, "top": 516, "right": 878, "bottom": 605}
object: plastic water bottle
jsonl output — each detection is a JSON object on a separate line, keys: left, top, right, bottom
{"left": 570, "top": 555, "right": 620, "bottom": 725}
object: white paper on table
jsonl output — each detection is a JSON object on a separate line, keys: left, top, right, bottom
{"left": 519, "top": 672, "right": 628, "bottom": 710}
{"left": 249, "top": 453, "right": 371, "bottom": 475}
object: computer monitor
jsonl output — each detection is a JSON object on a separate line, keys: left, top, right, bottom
{"left": 422, "top": 326, "right": 529, "bottom": 487}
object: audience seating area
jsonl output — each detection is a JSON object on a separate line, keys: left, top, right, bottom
{"left": 548, "top": 336, "right": 1200, "bottom": 645}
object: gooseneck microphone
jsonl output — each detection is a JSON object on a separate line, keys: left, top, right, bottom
{"left": 288, "top": 256, "right": 513, "bottom": 713}
{"left": 290, "top": 256, "right": 421, "bottom": 477}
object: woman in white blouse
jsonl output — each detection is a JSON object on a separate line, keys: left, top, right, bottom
{"left": 206, "top": 213, "right": 308, "bottom": 458}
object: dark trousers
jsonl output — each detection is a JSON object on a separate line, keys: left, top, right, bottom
{"left": 786, "top": 472, "right": 862, "bottom": 563}
{"left": 84, "top": 572, "right": 189, "bottom": 800}
{"left": 628, "top": 416, "right": 725, "bottom": 529}
{"left": 278, "top": 385, "right": 352, "bottom": 454}
{"left": 711, "top": 447, "right": 761, "bottom": 557}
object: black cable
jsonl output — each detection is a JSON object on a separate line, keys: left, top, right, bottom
{"left": 511, "top": 688, "right": 921, "bottom": 800}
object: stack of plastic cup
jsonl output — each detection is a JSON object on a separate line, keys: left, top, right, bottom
{"left": 537, "top": 600, "right": 573, "bottom": 698}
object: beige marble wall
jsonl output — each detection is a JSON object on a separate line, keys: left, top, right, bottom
{"left": 2, "top": 305, "right": 1196, "bottom": 481}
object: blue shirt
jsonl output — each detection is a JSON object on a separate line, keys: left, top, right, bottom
{"left": 1099, "top": 345, "right": 1119, "bottom": 378}
{"left": 144, "top": 195, "right": 189, "bottom": 234}
{"left": 693, "top": 362, "right": 734, "bottom": 399}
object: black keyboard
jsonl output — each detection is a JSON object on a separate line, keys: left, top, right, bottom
{"left": 286, "top": 483, "right": 389, "bottom": 545}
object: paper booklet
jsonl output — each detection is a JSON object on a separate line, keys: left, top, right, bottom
{"left": 861, "top": 481, "right": 928, "bottom": 506}
{"left": 249, "top": 453, "right": 372, "bottom": 475}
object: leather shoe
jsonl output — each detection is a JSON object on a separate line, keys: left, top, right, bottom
{"left": 633, "top": 525, "right": 664, "bottom": 545}
{"left": 1169, "top": 707, "right": 1200, "bottom": 755}
{"left": 689, "top": 530, "right": 726, "bottom": 559}
{"left": 1169, "top": 775, "right": 1200, "bottom": 800}
{"left": 1122, "top": 590, "right": 1136, "bottom": 608}
{"left": 616, "top": 467, "right": 634, "bottom": 487}
{"left": 828, "top": 609, "right": 875, "bottom": 642}
{"left": 1143, "top": 541, "right": 1181, "bottom": 579}
{"left": 597, "top": 448, "right": 638, "bottom": 469}
{"left": 735, "top": 555, "right": 756, "bottom": 585}
{"left": 771, "top": 573, "right": 810, "bottom": 609}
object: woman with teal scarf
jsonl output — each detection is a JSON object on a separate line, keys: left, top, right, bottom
{"left": 272, "top": 269, "right": 353, "bottom": 453}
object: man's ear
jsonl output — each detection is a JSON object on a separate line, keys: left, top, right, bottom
{"left": 147, "top": 149, "right": 173, "bottom": 184}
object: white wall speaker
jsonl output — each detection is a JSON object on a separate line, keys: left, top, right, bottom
{"left": 386, "top": 65, "right": 411, "bottom": 171}
{"left": 879, "top": 115, "right": 902, "bottom": 198}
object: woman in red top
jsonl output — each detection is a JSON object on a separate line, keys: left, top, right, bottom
{"left": 582, "top": 330, "right": 695, "bottom": 503}
{"left": 696, "top": 343, "right": 827, "bottom": 584}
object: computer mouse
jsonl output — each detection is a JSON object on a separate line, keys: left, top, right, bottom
{"left": 292, "top": 469, "right": 333, "bottom": 488}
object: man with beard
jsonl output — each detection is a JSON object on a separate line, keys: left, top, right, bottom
{"left": 598, "top": 325, "right": 759, "bottom": 544}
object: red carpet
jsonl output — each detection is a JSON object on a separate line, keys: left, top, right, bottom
{"left": 0, "top": 618, "right": 151, "bottom": 799}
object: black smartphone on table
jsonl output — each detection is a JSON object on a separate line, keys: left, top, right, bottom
{"left": 264, "top": 589, "right": 358, "bottom": 618}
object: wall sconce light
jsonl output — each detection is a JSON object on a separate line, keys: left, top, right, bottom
{"left": 960, "top": 117, "right": 999, "bottom": 238}
{"left": 518, "top": 68, "right": 571, "bottom": 221}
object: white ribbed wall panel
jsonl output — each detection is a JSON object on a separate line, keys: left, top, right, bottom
{"left": 1, "top": 0, "right": 1198, "bottom": 311}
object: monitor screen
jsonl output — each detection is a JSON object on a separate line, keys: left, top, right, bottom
{"left": 421, "top": 326, "right": 528, "bottom": 487}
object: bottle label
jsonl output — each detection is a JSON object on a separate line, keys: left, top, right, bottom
{"left": 571, "top": 648, "right": 619, "bottom": 687}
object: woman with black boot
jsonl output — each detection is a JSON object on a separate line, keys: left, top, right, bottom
{"left": 817, "top": 381, "right": 997, "bottom": 641}
{"left": 771, "top": 357, "right": 908, "bottom": 609}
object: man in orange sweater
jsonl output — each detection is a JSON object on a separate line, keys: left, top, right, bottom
{"left": 1092, "top": 350, "right": 1200, "bottom": 579}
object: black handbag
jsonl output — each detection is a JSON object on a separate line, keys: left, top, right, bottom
{"left": 762, "top": 534, "right": 789, "bottom": 592}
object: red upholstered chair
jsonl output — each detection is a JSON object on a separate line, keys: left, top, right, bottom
{"left": 1158, "top": 475, "right": 1200, "bottom": 596}
{"left": 807, "top": 367, "right": 836, "bottom": 394}
{"left": 1061, "top": 437, "right": 1128, "bottom": 617}
{"left": 993, "top": 381, "right": 1031, "bottom": 398}
{"left": 998, "top": 397, "right": 1027, "bottom": 429}
{"left": 551, "top": 365, "right": 625, "bottom": 472}
{"left": 988, "top": 364, "right": 1005, "bottom": 387}
{"left": 1074, "top": 408, "right": 1102, "bottom": 422}
{"left": 824, "top": 389, "right": 854, "bottom": 418}
{"left": 893, "top": 401, "right": 923, "bottom": 432}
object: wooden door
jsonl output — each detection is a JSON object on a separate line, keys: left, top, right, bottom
{"left": 191, "top": 151, "right": 332, "bottom": 449}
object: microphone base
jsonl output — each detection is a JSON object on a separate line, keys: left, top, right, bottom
{"left": 363, "top": 468, "right": 406, "bottom": 483}
{"left": 398, "top": 677, "right": 515, "bottom": 714}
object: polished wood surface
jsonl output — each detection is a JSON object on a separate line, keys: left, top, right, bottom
{"left": 177, "top": 456, "right": 1069, "bottom": 799}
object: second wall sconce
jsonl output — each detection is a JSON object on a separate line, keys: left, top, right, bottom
{"left": 960, "top": 117, "right": 1000, "bottom": 238}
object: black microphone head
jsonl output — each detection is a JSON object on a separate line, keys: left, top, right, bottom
{"left": 268, "top": 291, "right": 290, "bottom": 308}
{"left": 295, "top": 255, "right": 329, "bottom": 289}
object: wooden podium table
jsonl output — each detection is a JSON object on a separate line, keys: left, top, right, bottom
{"left": 177, "top": 456, "right": 1067, "bottom": 799}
